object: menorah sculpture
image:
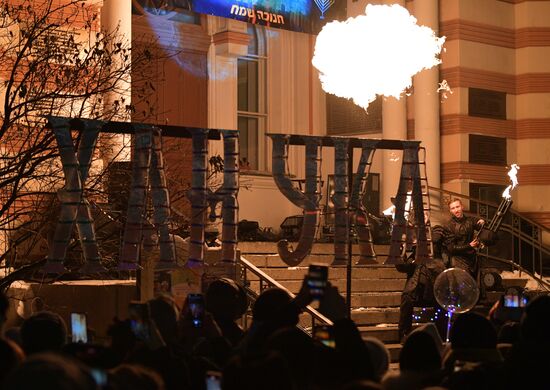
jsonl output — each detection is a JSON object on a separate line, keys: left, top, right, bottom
{"left": 41, "top": 117, "right": 239, "bottom": 275}
{"left": 269, "top": 134, "right": 432, "bottom": 267}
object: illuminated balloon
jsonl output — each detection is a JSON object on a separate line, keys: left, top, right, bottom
{"left": 434, "top": 268, "right": 479, "bottom": 314}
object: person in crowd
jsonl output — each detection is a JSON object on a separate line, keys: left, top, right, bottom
{"left": 442, "top": 312, "right": 505, "bottom": 388}
{"left": 3, "top": 352, "right": 96, "bottom": 390}
{"left": 382, "top": 328, "right": 442, "bottom": 389}
{"left": 503, "top": 294, "right": 550, "bottom": 389}
{"left": 205, "top": 277, "right": 248, "bottom": 347}
{"left": 363, "top": 337, "right": 390, "bottom": 383}
{"left": 19, "top": 311, "right": 67, "bottom": 355}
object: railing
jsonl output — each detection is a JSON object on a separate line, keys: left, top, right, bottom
{"left": 478, "top": 252, "right": 550, "bottom": 292}
{"left": 428, "top": 186, "right": 550, "bottom": 278}
{"left": 237, "top": 255, "right": 333, "bottom": 333}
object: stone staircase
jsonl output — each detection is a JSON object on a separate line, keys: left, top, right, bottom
{"left": 237, "top": 241, "right": 529, "bottom": 362}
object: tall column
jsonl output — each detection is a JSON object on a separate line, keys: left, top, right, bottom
{"left": 382, "top": 97, "right": 407, "bottom": 210}
{"left": 412, "top": 0, "right": 440, "bottom": 190}
{"left": 206, "top": 16, "right": 248, "bottom": 157}
{"left": 381, "top": 0, "right": 408, "bottom": 211}
{"left": 100, "top": 0, "right": 132, "bottom": 162}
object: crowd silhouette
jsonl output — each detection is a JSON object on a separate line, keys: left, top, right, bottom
{"left": 0, "top": 276, "right": 549, "bottom": 389}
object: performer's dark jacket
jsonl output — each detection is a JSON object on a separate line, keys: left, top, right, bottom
{"left": 444, "top": 215, "right": 480, "bottom": 275}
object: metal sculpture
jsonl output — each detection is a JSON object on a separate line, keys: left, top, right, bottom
{"left": 119, "top": 126, "right": 177, "bottom": 271}
{"left": 269, "top": 134, "right": 431, "bottom": 267}
{"left": 43, "top": 118, "right": 105, "bottom": 274}
{"left": 350, "top": 140, "right": 378, "bottom": 265}
{"left": 206, "top": 130, "right": 240, "bottom": 265}
{"left": 271, "top": 134, "right": 322, "bottom": 266}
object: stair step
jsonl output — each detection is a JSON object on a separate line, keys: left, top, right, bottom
{"left": 242, "top": 254, "right": 389, "bottom": 267}
{"left": 247, "top": 279, "right": 405, "bottom": 293}
{"left": 351, "top": 308, "right": 401, "bottom": 325}
{"left": 360, "top": 325, "right": 400, "bottom": 343}
{"left": 243, "top": 264, "right": 405, "bottom": 280}
{"left": 238, "top": 242, "right": 390, "bottom": 255}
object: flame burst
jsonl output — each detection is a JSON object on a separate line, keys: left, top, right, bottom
{"left": 502, "top": 164, "right": 520, "bottom": 199}
{"left": 312, "top": 4, "right": 445, "bottom": 110}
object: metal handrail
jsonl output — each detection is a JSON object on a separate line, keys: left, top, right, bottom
{"left": 477, "top": 252, "right": 550, "bottom": 291}
{"left": 428, "top": 186, "right": 550, "bottom": 274}
{"left": 238, "top": 255, "right": 333, "bottom": 333}
{"left": 428, "top": 186, "right": 550, "bottom": 237}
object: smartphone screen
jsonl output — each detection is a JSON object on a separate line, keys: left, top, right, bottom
{"left": 504, "top": 294, "right": 528, "bottom": 308}
{"left": 188, "top": 293, "right": 205, "bottom": 328}
{"left": 205, "top": 371, "right": 222, "bottom": 390}
{"left": 308, "top": 264, "right": 328, "bottom": 300}
{"left": 128, "top": 302, "right": 150, "bottom": 340}
{"left": 71, "top": 313, "right": 88, "bottom": 343}
{"left": 313, "top": 325, "right": 335, "bottom": 348}
{"left": 504, "top": 294, "right": 519, "bottom": 308}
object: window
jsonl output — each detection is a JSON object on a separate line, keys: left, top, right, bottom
{"left": 468, "top": 88, "right": 506, "bottom": 120}
{"left": 326, "top": 95, "right": 382, "bottom": 135}
{"left": 237, "top": 25, "right": 267, "bottom": 171}
{"left": 469, "top": 134, "right": 507, "bottom": 166}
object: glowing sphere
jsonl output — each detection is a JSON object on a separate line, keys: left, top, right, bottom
{"left": 434, "top": 268, "right": 479, "bottom": 314}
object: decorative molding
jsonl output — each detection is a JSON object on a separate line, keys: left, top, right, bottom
{"left": 441, "top": 67, "right": 515, "bottom": 94}
{"left": 441, "top": 19, "right": 550, "bottom": 48}
{"left": 516, "top": 164, "right": 550, "bottom": 185}
{"left": 442, "top": 162, "right": 550, "bottom": 185}
{"left": 212, "top": 31, "right": 250, "bottom": 46}
{"left": 516, "top": 119, "right": 550, "bottom": 139}
{"left": 438, "top": 115, "right": 550, "bottom": 140}
{"left": 440, "top": 115, "right": 516, "bottom": 138}
{"left": 441, "top": 67, "right": 550, "bottom": 94}
{"left": 440, "top": 19, "right": 515, "bottom": 48}
{"left": 442, "top": 162, "right": 509, "bottom": 184}
{"left": 516, "top": 27, "right": 550, "bottom": 48}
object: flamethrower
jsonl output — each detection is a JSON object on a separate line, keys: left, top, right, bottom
{"left": 476, "top": 164, "right": 519, "bottom": 246}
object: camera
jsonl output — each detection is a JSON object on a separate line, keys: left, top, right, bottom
{"left": 307, "top": 263, "right": 329, "bottom": 300}
{"left": 188, "top": 293, "right": 205, "bottom": 328}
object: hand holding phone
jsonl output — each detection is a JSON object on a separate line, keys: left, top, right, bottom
{"left": 313, "top": 325, "right": 335, "bottom": 348}
{"left": 71, "top": 313, "right": 88, "bottom": 343}
{"left": 307, "top": 264, "right": 328, "bottom": 300}
{"left": 205, "top": 371, "right": 222, "bottom": 390}
{"left": 128, "top": 302, "right": 150, "bottom": 340}
{"left": 188, "top": 293, "right": 205, "bottom": 328}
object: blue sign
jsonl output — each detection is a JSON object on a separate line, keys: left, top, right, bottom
{"left": 190, "top": 0, "right": 345, "bottom": 34}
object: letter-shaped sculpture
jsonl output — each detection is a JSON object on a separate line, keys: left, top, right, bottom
{"left": 386, "top": 146, "right": 430, "bottom": 264}
{"left": 207, "top": 130, "right": 239, "bottom": 265}
{"left": 42, "top": 118, "right": 105, "bottom": 274}
{"left": 186, "top": 129, "right": 209, "bottom": 268}
{"left": 230, "top": 4, "right": 239, "bottom": 14}
{"left": 271, "top": 135, "right": 321, "bottom": 266}
{"left": 349, "top": 140, "right": 378, "bottom": 264}
{"left": 119, "top": 126, "right": 177, "bottom": 271}
{"left": 331, "top": 139, "right": 350, "bottom": 265}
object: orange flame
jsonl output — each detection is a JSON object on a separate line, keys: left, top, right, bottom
{"left": 502, "top": 164, "right": 519, "bottom": 199}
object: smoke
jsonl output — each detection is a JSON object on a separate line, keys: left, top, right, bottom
{"left": 312, "top": 4, "right": 445, "bottom": 110}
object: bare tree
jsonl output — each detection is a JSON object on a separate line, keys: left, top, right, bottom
{"left": 0, "top": 0, "right": 161, "bottom": 270}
